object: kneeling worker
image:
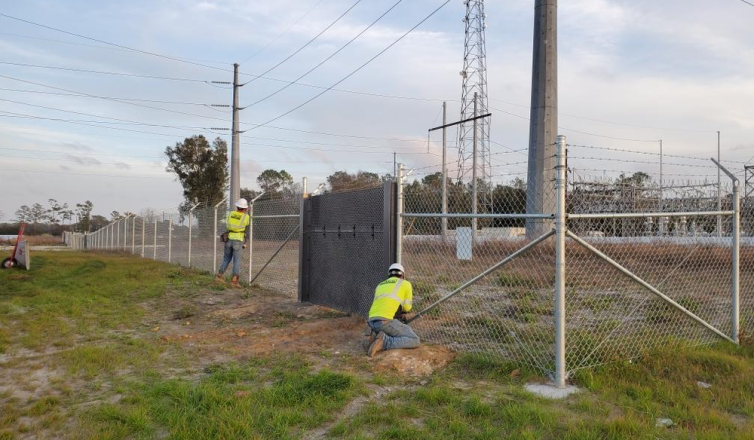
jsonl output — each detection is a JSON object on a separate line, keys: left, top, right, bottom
{"left": 366, "top": 263, "right": 420, "bottom": 357}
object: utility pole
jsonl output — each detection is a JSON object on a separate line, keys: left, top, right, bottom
{"left": 229, "top": 63, "right": 241, "bottom": 210}
{"left": 526, "top": 0, "right": 558, "bottom": 238}
{"left": 472, "top": 93, "right": 478, "bottom": 242}
{"left": 441, "top": 101, "right": 448, "bottom": 241}
{"left": 717, "top": 131, "right": 722, "bottom": 237}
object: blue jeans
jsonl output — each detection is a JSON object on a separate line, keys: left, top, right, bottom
{"left": 218, "top": 240, "right": 243, "bottom": 277}
{"left": 368, "top": 319, "right": 420, "bottom": 351}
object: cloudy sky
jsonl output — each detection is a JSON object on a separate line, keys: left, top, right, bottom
{"left": 0, "top": 0, "right": 752, "bottom": 220}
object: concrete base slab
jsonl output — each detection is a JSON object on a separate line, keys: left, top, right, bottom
{"left": 525, "top": 383, "right": 579, "bottom": 399}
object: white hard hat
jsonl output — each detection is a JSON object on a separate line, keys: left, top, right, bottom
{"left": 388, "top": 263, "right": 405, "bottom": 275}
{"left": 235, "top": 198, "right": 249, "bottom": 209}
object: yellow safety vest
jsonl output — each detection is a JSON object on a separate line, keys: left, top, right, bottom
{"left": 368, "top": 277, "right": 413, "bottom": 320}
{"left": 226, "top": 211, "right": 250, "bottom": 242}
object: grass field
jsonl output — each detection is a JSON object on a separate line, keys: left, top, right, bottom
{"left": 0, "top": 251, "right": 753, "bottom": 439}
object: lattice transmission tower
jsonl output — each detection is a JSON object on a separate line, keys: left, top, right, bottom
{"left": 457, "top": 0, "right": 491, "bottom": 197}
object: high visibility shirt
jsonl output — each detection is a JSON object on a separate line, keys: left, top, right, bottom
{"left": 368, "top": 277, "right": 413, "bottom": 320}
{"left": 226, "top": 210, "right": 250, "bottom": 242}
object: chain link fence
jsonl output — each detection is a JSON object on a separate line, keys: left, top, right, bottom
{"left": 64, "top": 139, "right": 752, "bottom": 385}
{"left": 70, "top": 188, "right": 302, "bottom": 298}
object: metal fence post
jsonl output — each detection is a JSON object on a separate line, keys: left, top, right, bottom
{"left": 732, "top": 177, "right": 741, "bottom": 343}
{"left": 396, "top": 163, "right": 404, "bottom": 264}
{"left": 249, "top": 200, "right": 254, "bottom": 283}
{"left": 213, "top": 198, "right": 227, "bottom": 274}
{"left": 153, "top": 218, "right": 158, "bottom": 260}
{"left": 141, "top": 217, "right": 146, "bottom": 257}
{"left": 123, "top": 217, "right": 127, "bottom": 250}
{"left": 131, "top": 216, "right": 136, "bottom": 254}
{"left": 554, "top": 134, "right": 567, "bottom": 388}
{"left": 712, "top": 157, "right": 741, "bottom": 344}
{"left": 248, "top": 192, "right": 265, "bottom": 283}
{"left": 117, "top": 219, "right": 121, "bottom": 249}
{"left": 168, "top": 217, "right": 173, "bottom": 263}
{"left": 188, "top": 203, "right": 199, "bottom": 267}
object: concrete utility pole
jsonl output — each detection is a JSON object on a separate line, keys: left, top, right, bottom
{"left": 229, "top": 63, "right": 241, "bottom": 210}
{"left": 526, "top": 0, "right": 558, "bottom": 238}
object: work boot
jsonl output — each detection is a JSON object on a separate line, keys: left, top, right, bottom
{"left": 363, "top": 326, "right": 377, "bottom": 353}
{"left": 368, "top": 332, "right": 386, "bottom": 357}
{"left": 214, "top": 274, "right": 225, "bottom": 284}
{"left": 230, "top": 275, "right": 241, "bottom": 289}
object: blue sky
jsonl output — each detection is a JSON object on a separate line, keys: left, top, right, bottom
{"left": 0, "top": 0, "right": 752, "bottom": 219}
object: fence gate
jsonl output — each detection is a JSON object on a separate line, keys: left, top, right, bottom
{"left": 298, "top": 183, "right": 397, "bottom": 316}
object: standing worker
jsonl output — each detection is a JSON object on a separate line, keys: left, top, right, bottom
{"left": 366, "top": 263, "right": 420, "bottom": 357}
{"left": 216, "top": 198, "right": 251, "bottom": 288}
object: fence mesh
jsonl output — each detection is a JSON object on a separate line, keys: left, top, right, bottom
{"left": 77, "top": 191, "right": 301, "bottom": 298}
{"left": 65, "top": 163, "right": 753, "bottom": 378}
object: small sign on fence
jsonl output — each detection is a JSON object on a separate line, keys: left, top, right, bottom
{"left": 456, "top": 227, "right": 472, "bottom": 261}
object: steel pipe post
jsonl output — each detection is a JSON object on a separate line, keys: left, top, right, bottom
{"left": 248, "top": 192, "right": 265, "bottom": 283}
{"left": 188, "top": 203, "right": 199, "bottom": 267}
{"left": 153, "top": 218, "right": 157, "bottom": 260}
{"left": 554, "top": 134, "right": 567, "bottom": 388}
{"left": 712, "top": 157, "right": 741, "bottom": 343}
{"left": 168, "top": 218, "right": 172, "bottom": 263}
{"left": 732, "top": 178, "right": 741, "bottom": 343}
{"left": 141, "top": 217, "right": 145, "bottom": 257}
{"left": 131, "top": 216, "right": 135, "bottom": 254}
{"left": 396, "top": 163, "right": 404, "bottom": 264}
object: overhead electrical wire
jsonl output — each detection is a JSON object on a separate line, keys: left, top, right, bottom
{"left": 239, "top": 0, "right": 327, "bottom": 64}
{"left": 246, "top": 0, "right": 451, "bottom": 132}
{"left": 241, "top": 0, "right": 362, "bottom": 80}
{"left": 0, "top": 32, "right": 230, "bottom": 64}
{"left": 0, "top": 61, "right": 216, "bottom": 83}
{"left": 0, "top": 13, "right": 725, "bottom": 137}
{"left": 0, "top": 72, "right": 443, "bottom": 145}
{"left": 245, "top": 0, "right": 403, "bottom": 108}
{"left": 0, "top": 12, "right": 233, "bottom": 74}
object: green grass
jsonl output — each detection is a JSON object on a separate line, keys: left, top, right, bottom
{"left": 80, "top": 358, "right": 359, "bottom": 440}
{"left": 0, "top": 252, "right": 203, "bottom": 354}
{"left": 0, "top": 252, "right": 752, "bottom": 439}
{"left": 332, "top": 341, "right": 754, "bottom": 439}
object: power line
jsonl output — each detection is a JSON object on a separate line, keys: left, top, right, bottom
{"left": 0, "top": 32, "right": 230, "bottom": 64}
{"left": 0, "top": 168, "right": 173, "bottom": 180}
{"left": 0, "top": 72, "right": 444, "bottom": 145}
{"left": 0, "top": 60, "right": 216, "bottom": 83}
{"left": 0, "top": 97, "right": 213, "bottom": 131}
{"left": 735, "top": 0, "right": 754, "bottom": 7}
{"left": 489, "top": 98, "right": 717, "bottom": 133}
{"left": 246, "top": 0, "right": 451, "bottom": 132}
{"left": 0, "top": 110, "right": 218, "bottom": 138}
{"left": 0, "top": 111, "right": 433, "bottom": 156}
{"left": 245, "top": 0, "right": 403, "bottom": 108}
{"left": 0, "top": 12, "right": 233, "bottom": 74}
{"left": 239, "top": 0, "right": 327, "bottom": 64}
{"left": 0, "top": 74, "right": 233, "bottom": 125}
{"left": 487, "top": 105, "right": 661, "bottom": 143}
{"left": 241, "top": 0, "right": 362, "bottom": 80}
{"left": 0, "top": 86, "right": 216, "bottom": 107}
